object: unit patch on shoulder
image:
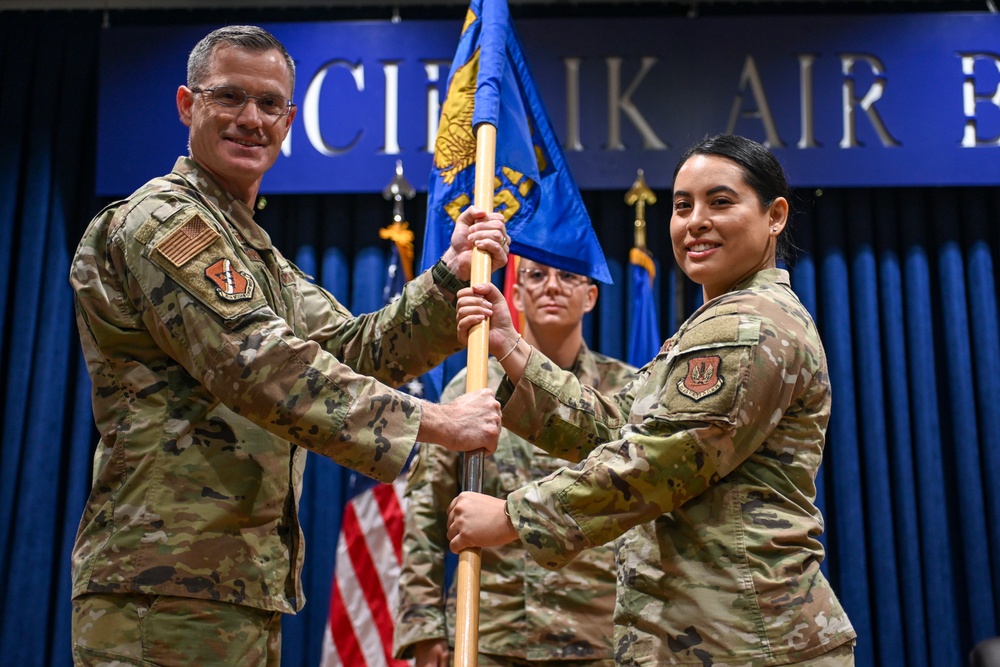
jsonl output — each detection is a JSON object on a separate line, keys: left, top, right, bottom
{"left": 205, "top": 258, "right": 256, "bottom": 301}
{"left": 677, "top": 355, "right": 724, "bottom": 400}
{"left": 156, "top": 213, "right": 221, "bottom": 267}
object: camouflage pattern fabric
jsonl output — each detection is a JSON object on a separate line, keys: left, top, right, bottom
{"left": 395, "top": 348, "right": 636, "bottom": 662}
{"left": 72, "top": 593, "right": 281, "bottom": 666}
{"left": 69, "top": 157, "right": 466, "bottom": 614}
{"left": 499, "top": 269, "right": 857, "bottom": 666}
{"left": 477, "top": 654, "right": 617, "bottom": 667}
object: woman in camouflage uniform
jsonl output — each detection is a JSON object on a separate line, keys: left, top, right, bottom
{"left": 447, "top": 135, "right": 857, "bottom": 666}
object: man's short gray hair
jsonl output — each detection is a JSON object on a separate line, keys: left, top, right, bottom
{"left": 187, "top": 25, "right": 295, "bottom": 93}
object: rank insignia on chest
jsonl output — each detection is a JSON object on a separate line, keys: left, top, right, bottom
{"left": 678, "top": 355, "right": 724, "bottom": 400}
{"left": 205, "top": 257, "right": 255, "bottom": 301}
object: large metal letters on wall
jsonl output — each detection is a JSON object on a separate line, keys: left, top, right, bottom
{"left": 97, "top": 13, "right": 1000, "bottom": 194}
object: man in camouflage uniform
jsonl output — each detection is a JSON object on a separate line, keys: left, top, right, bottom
{"left": 395, "top": 260, "right": 636, "bottom": 667}
{"left": 447, "top": 134, "right": 857, "bottom": 666}
{"left": 69, "top": 25, "right": 507, "bottom": 667}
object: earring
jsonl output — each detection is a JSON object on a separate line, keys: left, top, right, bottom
{"left": 772, "top": 226, "right": 778, "bottom": 232}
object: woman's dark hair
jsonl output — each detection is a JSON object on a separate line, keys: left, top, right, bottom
{"left": 673, "top": 134, "right": 795, "bottom": 262}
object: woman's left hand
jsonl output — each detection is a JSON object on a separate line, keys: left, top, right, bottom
{"left": 456, "top": 282, "right": 516, "bottom": 355}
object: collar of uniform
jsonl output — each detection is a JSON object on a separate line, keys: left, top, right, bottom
{"left": 680, "top": 267, "right": 792, "bottom": 339}
{"left": 172, "top": 156, "right": 274, "bottom": 251}
{"left": 734, "top": 267, "right": 790, "bottom": 291}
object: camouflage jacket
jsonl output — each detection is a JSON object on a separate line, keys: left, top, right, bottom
{"left": 395, "top": 346, "right": 636, "bottom": 661}
{"left": 499, "top": 270, "right": 856, "bottom": 666}
{"left": 69, "top": 157, "right": 467, "bottom": 614}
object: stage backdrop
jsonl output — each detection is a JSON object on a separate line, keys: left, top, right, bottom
{"left": 96, "top": 13, "right": 1000, "bottom": 196}
{"left": 0, "top": 9, "right": 997, "bottom": 667}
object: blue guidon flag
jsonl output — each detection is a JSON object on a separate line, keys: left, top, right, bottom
{"left": 627, "top": 247, "right": 661, "bottom": 367}
{"left": 421, "top": 0, "right": 611, "bottom": 284}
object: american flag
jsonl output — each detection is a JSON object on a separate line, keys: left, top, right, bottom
{"left": 320, "top": 227, "right": 435, "bottom": 667}
{"left": 319, "top": 471, "right": 412, "bottom": 667}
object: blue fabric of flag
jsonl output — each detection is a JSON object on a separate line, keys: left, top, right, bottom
{"left": 421, "top": 0, "right": 611, "bottom": 283}
{"left": 627, "top": 250, "right": 661, "bottom": 367}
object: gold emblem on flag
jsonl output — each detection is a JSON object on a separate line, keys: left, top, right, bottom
{"left": 434, "top": 50, "right": 478, "bottom": 184}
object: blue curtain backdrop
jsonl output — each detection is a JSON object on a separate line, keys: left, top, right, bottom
{"left": 2, "top": 11, "right": 999, "bottom": 667}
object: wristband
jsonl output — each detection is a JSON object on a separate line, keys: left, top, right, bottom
{"left": 497, "top": 334, "right": 521, "bottom": 363}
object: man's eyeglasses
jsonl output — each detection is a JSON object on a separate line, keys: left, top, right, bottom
{"left": 518, "top": 267, "right": 589, "bottom": 291}
{"left": 192, "top": 86, "right": 295, "bottom": 117}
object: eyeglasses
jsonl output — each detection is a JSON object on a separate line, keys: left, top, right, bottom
{"left": 518, "top": 267, "right": 589, "bottom": 291}
{"left": 191, "top": 86, "right": 295, "bottom": 117}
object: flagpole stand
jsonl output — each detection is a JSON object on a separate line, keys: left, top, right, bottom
{"left": 454, "top": 121, "right": 498, "bottom": 667}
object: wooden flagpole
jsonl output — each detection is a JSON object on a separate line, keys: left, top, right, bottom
{"left": 453, "top": 121, "right": 498, "bottom": 667}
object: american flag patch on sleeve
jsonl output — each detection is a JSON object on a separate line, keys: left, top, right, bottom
{"left": 156, "top": 213, "right": 220, "bottom": 267}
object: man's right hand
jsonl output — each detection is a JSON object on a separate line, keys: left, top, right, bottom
{"left": 439, "top": 205, "right": 509, "bottom": 281}
{"left": 413, "top": 638, "right": 450, "bottom": 667}
{"left": 417, "top": 388, "right": 500, "bottom": 455}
